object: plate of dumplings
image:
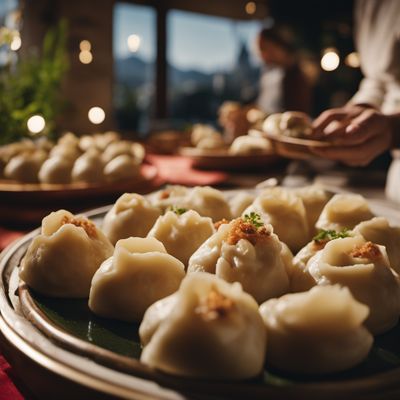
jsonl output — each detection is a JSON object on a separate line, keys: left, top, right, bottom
{"left": 250, "top": 111, "right": 333, "bottom": 160}
{"left": 0, "top": 132, "right": 158, "bottom": 225}
{"left": 179, "top": 124, "right": 279, "bottom": 170}
{"left": 2, "top": 184, "right": 400, "bottom": 399}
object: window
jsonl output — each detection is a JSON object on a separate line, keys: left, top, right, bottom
{"left": 168, "top": 10, "right": 263, "bottom": 126}
{"left": 113, "top": 2, "right": 156, "bottom": 134}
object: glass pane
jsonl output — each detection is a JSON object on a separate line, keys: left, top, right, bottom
{"left": 168, "top": 10, "right": 263, "bottom": 126}
{"left": 113, "top": 2, "right": 156, "bottom": 135}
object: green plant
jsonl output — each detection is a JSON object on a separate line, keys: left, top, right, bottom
{"left": 0, "top": 19, "right": 68, "bottom": 144}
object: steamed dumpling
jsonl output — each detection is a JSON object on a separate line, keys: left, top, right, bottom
{"left": 316, "top": 194, "right": 374, "bottom": 231}
{"left": 148, "top": 185, "right": 190, "bottom": 213}
{"left": 103, "top": 154, "right": 141, "bottom": 182}
{"left": 354, "top": 217, "right": 400, "bottom": 274}
{"left": 20, "top": 210, "right": 114, "bottom": 297}
{"left": 307, "top": 236, "right": 400, "bottom": 334}
{"left": 89, "top": 237, "right": 185, "bottom": 322}
{"left": 38, "top": 156, "right": 74, "bottom": 184}
{"left": 139, "top": 272, "right": 266, "bottom": 379}
{"left": 259, "top": 285, "right": 373, "bottom": 374}
{"left": 229, "top": 192, "right": 255, "bottom": 218}
{"left": 4, "top": 150, "right": 47, "bottom": 183}
{"left": 228, "top": 136, "right": 272, "bottom": 155}
{"left": 102, "top": 140, "right": 135, "bottom": 164}
{"left": 243, "top": 187, "right": 309, "bottom": 252}
{"left": 188, "top": 217, "right": 290, "bottom": 303}
{"left": 185, "top": 186, "right": 232, "bottom": 221}
{"left": 147, "top": 209, "right": 215, "bottom": 266}
{"left": 71, "top": 149, "right": 105, "bottom": 183}
{"left": 262, "top": 113, "right": 282, "bottom": 135}
{"left": 291, "top": 186, "right": 330, "bottom": 237}
{"left": 102, "top": 193, "right": 161, "bottom": 245}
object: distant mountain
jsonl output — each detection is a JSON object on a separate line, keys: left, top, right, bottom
{"left": 115, "top": 55, "right": 212, "bottom": 87}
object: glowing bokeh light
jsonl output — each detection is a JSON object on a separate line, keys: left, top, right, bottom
{"left": 127, "top": 34, "right": 141, "bottom": 53}
{"left": 245, "top": 2, "right": 257, "bottom": 15}
{"left": 79, "top": 50, "right": 93, "bottom": 64}
{"left": 79, "top": 39, "right": 91, "bottom": 51}
{"left": 10, "top": 35, "right": 21, "bottom": 51}
{"left": 345, "top": 52, "right": 360, "bottom": 68}
{"left": 27, "top": 115, "right": 45, "bottom": 134}
{"left": 88, "top": 107, "right": 105, "bottom": 124}
{"left": 321, "top": 49, "right": 340, "bottom": 71}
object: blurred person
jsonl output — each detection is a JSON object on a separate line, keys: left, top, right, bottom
{"left": 221, "top": 25, "right": 313, "bottom": 140}
{"left": 312, "top": 0, "right": 400, "bottom": 166}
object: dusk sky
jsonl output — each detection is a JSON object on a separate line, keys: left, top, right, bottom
{"left": 113, "top": 3, "right": 263, "bottom": 73}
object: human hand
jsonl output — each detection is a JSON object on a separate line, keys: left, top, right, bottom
{"left": 310, "top": 109, "right": 393, "bottom": 166}
{"left": 312, "top": 104, "right": 371, "bottom": 139}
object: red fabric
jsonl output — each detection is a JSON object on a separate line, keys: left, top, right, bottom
{"left": 0, "top": 356, "right": 24, "bottom": 400}
{"left": 146, "top": 154, "right": 228, "bottom": 186}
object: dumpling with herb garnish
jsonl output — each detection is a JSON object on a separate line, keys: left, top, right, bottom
{"left": 102, "top": 193, "right": 161, "bottom": 245}
{"left": 316, "top": 193, "right": 374, "bottom": 232}
{"left": 148, "top": 185, "right": 190, "bottom": 213}
{"left": 20, "top": 210, "right": 114, "bottom": 297}
{"left": 147, "top": 208, "right": 215, "bottom": 266}
{"left": 89, "top": 237, "right": 185, "bottom": 322}
{"left": 259, "top": 285, "right": 373, "bottom": 374}
{"left": 306, "top": 235, "right": 400, "bottom": 335}
{"left": 229, "top": 192, "right": 255, "bottom": 218}
{"left": 139, "top": 272, "right": 266, "bottom": 379}
{"left": 290, "top": 228, "right": 353, "bottom": 292}
{"left": 188, "top": 212, "right": 290, "bottom": 303}
{"left": 353, "top": 217, "right": 400, "bottom": 274}
{"left": 243, "top": 187, "right": 309, "bottom": 252}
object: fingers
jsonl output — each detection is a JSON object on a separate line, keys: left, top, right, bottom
{"left": 312, "top": 109, "right": 350, "bottom": 137}
{"left": 310, "top": 130, "right": 391, "bottom": 166}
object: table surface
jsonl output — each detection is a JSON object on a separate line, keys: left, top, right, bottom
{"left": 0, "top": 154, "right": 397, "bottom": 399}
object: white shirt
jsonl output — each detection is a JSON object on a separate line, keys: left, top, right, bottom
{"left": 256, "top": 66, "right": 284, "bottom": 113}
{"left": 351, "top": 0, "right": 400, "bottom": 113}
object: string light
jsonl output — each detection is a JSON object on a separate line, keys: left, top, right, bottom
{"left": 88, "top": 107, "right": 105, "bottom": 124}
{"left": 245, "top": 2, "right": 257, "bottom": 15}
{"left": 27, "top": 115, "right": 45, "bottom": 134}
{"left": 345, "top": 52, "right": 360, "bottom": 68}
{"left": 79, "top": 50, "right": 93, "bottom": 64}
{"left": 321, "top": 48, "right": 340, "bottom": 71}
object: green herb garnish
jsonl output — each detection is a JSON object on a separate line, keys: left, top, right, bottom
{"left": 242, "top": 212, "right": 264, "bottom": 229}
{"left": 168, "top": 206, "right": 188, "bottom": 215}
{"left": 313, "top": 228, "right": 350, "bottom": 243}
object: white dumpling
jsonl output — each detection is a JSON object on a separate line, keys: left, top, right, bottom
{"left": 94, "top": 131, "right": 121, "bottom": 150}
{"left": 139, "top": 272, "right": 266, "bottom": 379}
{"left": 101, "top": 140, "right": 135, "bottom": 164}
{"left": 4, "top": 150, "right": 46, "bottom": 183}
{"left": 291, "top": 185, "right": 331, "bottom": 237}
{"left": 307, "top": 236, "right": 400, "bottom": 334}
{"left": 148, "top": 185, "right": 190, "bottom": 213}
{"left": 20, "top": 210, "right": 114, "bottom": 297}
{"left": 103, "top": 154, "right": 141, "bottom": 182}
{"left": 279, "top": 111, "right": 312, "bottom": 138}
{"left": 262, "top": 113, "right": 282, "bottom": 135}
{"left": 243, "top": 187, "right": 309, "bottom": 252}
{"left": 71, "top": 149, "right": 105, "bottom": 183}
{"left": 89, "top": 237, "right": 185, "bottom": 322}
{"left": 259, "top": 285, "right": 373, "bottom": 374}
{"left": 185, "top": 186, "right": 232, "bottom": 221}
{"left": 191, "top": 124, "right": 221, "bottom": 146}
{"left": 38, "top": 156, "right": 74, "bottom": 184}
{"left": 147, "top": 209, "right": 215, "bottom": 266}
{"left": 188, "top": 217, "right": 290, "bottom": 303}
{"left": 50, "top": 143, "right": 81, "bottom": 161}
{"left": 102, "top": 193, "right": 161, "bottom": 245}
{"left": 316, "top": 193, "right": 374, "bottom": 231}
{"left": 196, "top": 134, "right": 225, "bottom": 150}
{"left": 57, "top": 132, "right": 80, "bottom": 148}
{"left": 354, "top": 217, "right": 400, "bottom": 274}
{"left": 228, "top": 136, "right": 272, "bottom": 155}
{"left": 229, "top": 192, "right": 255, "bottom": 218}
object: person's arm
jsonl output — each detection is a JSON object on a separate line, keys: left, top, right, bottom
{"left": 349, "top": 77, "right": 386, "bottom": 110}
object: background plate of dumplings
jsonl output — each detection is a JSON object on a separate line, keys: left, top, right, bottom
{"left": 178, "top": 146, "right": 280, "bottom": 171}
{"left": 0, "top": 164, "right": 158, "bottom": 228}
{"left": 2, "top": 189, "right": 400, "bottom": 399}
